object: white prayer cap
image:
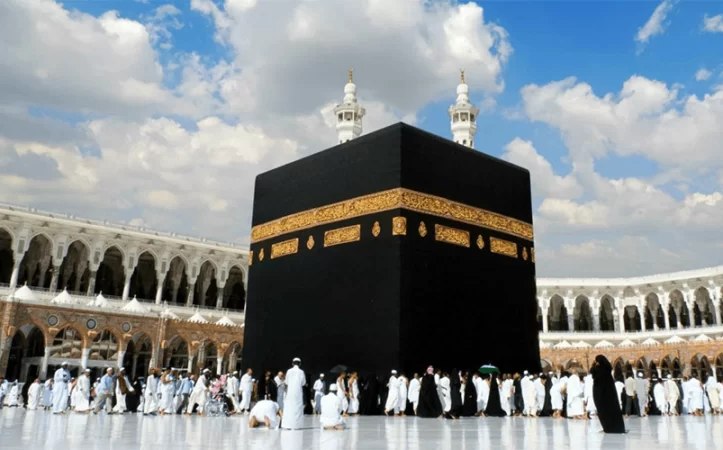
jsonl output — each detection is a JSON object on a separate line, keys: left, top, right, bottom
{"left": 329, "top": 384, "right": 338, "bottom": 392}
{"left": 523, "top": 370, "right": 528, "bottom": 375}
{"left": 61, "top": 361, "right": 68, "bottom": 367}
{"left": 638, "top": 372, "right": 643, "bottom": 377}
{"left": 391, "top": 370, "right": 397, "bottom": 375}
{"left": 203, "top": 368, "right": 210, "bottom": 373}
{"left": 233, "top": 371, "right": 238, "bottom": 375}
{"left": 667, "top": 375, "right": 672, "bottom": 379}
{"left": 293, "top": 357, "right": 301, "bottom": 363}
{"left": 320, "top": 373, "right": 324, "bottom": 377}
{"left": 548, "top": 371, "right": 553, "bottom": 375}
{"left": 528, "top": 375, "right": 533, "bottom": 379}
{"left": 84, "top": 368, "right": 90, "bottom": 373}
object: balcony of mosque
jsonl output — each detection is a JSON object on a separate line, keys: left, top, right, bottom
{"left": 539, "top": 325, "right": 723, "bottom": 343}
{"left": 0, "top": 283, "right": 246, "bottom": 324}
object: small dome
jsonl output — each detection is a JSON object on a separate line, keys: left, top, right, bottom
{"left": 161, "top": 308, "right": 180, "bottom": 320}
{"left": 215, "top": 316, "right": 237, "bottom": 327}
{"left": 344, "top": 82, "right": 356, "bottom": 94}
{"left": 121, "top": 296, "right": 150, "bottom": 313}
{"left": 456, "top": 83, "right": 469, "bottom": 95}
{"left": 13, "top": 284, "right": 38, "bottom": 302}
{"left": 51, "top": 289, "right": 77, "bottom": 305}
{"left": 187, "top": 312, "right": 209, "bottom": 324}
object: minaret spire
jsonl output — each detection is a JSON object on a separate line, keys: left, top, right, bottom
{"left": 448, "top": 69, "right": 479, "bottom": 148}
{"left": 334, "top": 68, "right": 366, "bottom": 144}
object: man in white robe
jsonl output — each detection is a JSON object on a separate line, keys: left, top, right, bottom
{"left": 26, "top": 379, "right": 43, "bottom": 410}
{"left": 408, "top": 374, "right": 421, "bottom": 415}
{"left": 635, "top": 372, "right": 648, "bottom": 417}
{"left": 535, "top": 374, "right": 546, "bottom": 414}
{"left": 705, "top": 376, "right": 720, "bottom": 414}
{"left": 566, "top": 370, "right": 584, "bottom": 419}
{"left": 239, "top": 369, "right": 253, "bottom": 413}
{"left": 320, "top": 384, "right": 345, "bottom": 430}
{"left": 52, "top": 362, "right": 71, "bottom": 414}
{"left": 93, "top": 368, "right": 115, "bottom": 414}
{"left": 398, "top": 373, "right": 408, "bottom": 416}
{"left": 474, "top": 373, "right": 488, "bottom": 415}
{"left": 75, "top": 369, "right": 92, "bottom": 413}
{"left": 686, "top": 377, "right": 704, "bottom": 415}
{"left": 113, "top": 368, "right": 134, "bottom": 414}
{"left": 144, "top": 369, "right": 159, "bottom": 415}
{"left": 521, "top": 374, "right": 536, "bottom": 416}
{"left": 584, "top": 373, "right": 596, "bottom": 416}
{"left": 7, "top": 382, "right": 19, "bottom": 407}
{"left": 665, "top": 375, "right": 679, "bottom": 415}
{"left": 653, "top": 380, "right": 667, "bottom": 415}
{"left": 226, "top": 371, "right": 240, "bottom": 413}
{"left": 313, "top": 374, "right": 325, "bottom": 415}
{"left": 280, "top": 358, "right": 307, "bottom": 430}
{"left": 186, "top": 368, "right": 210, "bottom": 415}
{"left": 384, "top": 370, "right": 400, "bottom": 416}
{"left": 249, "top": 397, "right": 282, "bottom": 429}
{"left": 275, "top": 371, "right": 287, "bottom": 411}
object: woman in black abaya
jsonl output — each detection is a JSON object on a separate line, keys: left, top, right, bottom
{"left": 460, "top": 371, "right": 478, "bottom": 417}
{"left": 417, "top": 366, "right": 443, "bottom": 418}
{"left": 448, "top": 370, "right": 463, "bottom": 419}
{"left": 484, "top": 375, "right": 506, "bottom": 417}
{"left": 539, "top": 374, "right": 553, "bottom": 417}
{"left": 591, "top": 355, "right": 626, "bottom": 433}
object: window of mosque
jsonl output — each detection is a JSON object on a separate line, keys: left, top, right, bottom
{"left": 453, "top": 114, "right": 459, "bottom": 123}
{"left": 463, "top": 139, "right": 467, "bottom": 145}
{"left": 89, "top": 330, "right": 118, "bottom": 361}
{"left": 470, "top": 114, "right": 475, "bottom": 122}
{"left": 344, "top": 112, "right": 353, "bottom": 121}
{"left": 461, "top": 113, "right": 468, "bottom": 122}
{"left": 337, "top": 113, "right": 343, "bottom": 121}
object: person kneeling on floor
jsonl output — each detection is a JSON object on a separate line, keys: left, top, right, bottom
{"left": 248, "top": 396, "right": 282, "bottom": 429}
{"left": 320, "top": 384, "right": 346, "bottom": 430}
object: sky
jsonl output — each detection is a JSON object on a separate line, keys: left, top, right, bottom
{"left": 1, "top": 0, "right": 723, "bottom": 278}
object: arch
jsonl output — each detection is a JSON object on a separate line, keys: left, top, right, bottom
{"left": 547, "top": 294, "right": 568, "bottom": 331}
{"left": 564, "top": 359, "right": 584, "bottom": 371}
{"left": 644, "top": 293, "right": 665, "bottom": 330}
{"left": 599, "top": 295, "right": 615, "bottom": 331}
{"left": 29, "top": 231, "right": 55, "bottom": 249}
{"left": 224, "top": 265, "right": 246, "bottom": 311}
{"left": 573, "top": 295, "right": 593, "bottom": 331}
{"left": 48, "top": 327, "right": 84, "bottom": 359}
{"left": 194, "top": 260, "right": 218, "bottom": 307}
{"left": 129, "top": 250, "right": 158, "bottom": 301}
{"left": 57, "top": 239, "right": 91, "bottom": 293}
{"left": 540, "top": 359, "right": 553, "bottom": 373}
{"left": 18, "top": 233, "right": 54, "bottom": 288}
{"left": 96, "top": 245, "right": 125, "bottom": 296}
{"left": 165, "top": 336, "right": 190, "bottom": 370}
{"left": 162, "top": 256, "right": 189, "bottom": 304}
{"left": 198, "top": 258, "right": 219, "bottom": 273}
{"left": 228, "top": 263, "right": 247, "bottom": 279}
{"left": 612, "top": 358, "right": 626, "bottom": 381}
{"left": 715, "top": 353, "right": 723, "bottom": 380}
{"left": 0, "top": 226, "right": 14, "bottom": 284}
{"left": 668, "top": 290, "right": 690, "bottom": 329}
{"left": 88, "top": 329, "right": 120, "bottom": 361}
{"left": 203, "top": 342, "right": 218, "bottom": 373}
{"left": 693, "top": 287, "right": 715, "bottom": 326}
{"left": 225, "top": 341, "right": 243, "bottom": 373}
{"left": 4, "top": 330, "right": 27, "bottom": 381}
{"left": 624, "top": 305, "right": 642, "bottom": 332}
{"left": 124, "top": 332, "right": 152, "bottom": 379}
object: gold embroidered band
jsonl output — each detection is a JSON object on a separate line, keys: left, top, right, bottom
{"left": 490, "top": 237, "right": 518, "bottom": 258}
{"left": 250, "top": 188, "right": 533, "bottom": 244}
{"left": 323, "top": 225, "right": 361, "bottom": 247}
{"left": 270, "top": 238, "right": 299, "bottom": 259}
{"left": 434, "top": 224, "right": 470, "bottom": 248}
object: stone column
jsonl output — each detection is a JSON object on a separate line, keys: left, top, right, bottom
{"left": 216, "top": 283, "right": 226, "bottom": 310}
{"left": 8, "top": 255, "right": 24, "bottom": 290}
{"left": 40, "top": 347, "right": 51, "bottom": 379}
{"left": 567, "top": 313, "right": 574, "bottom": 331}
{"left": 186, "top": 278, "right": 197, "bottom": 306}
{"left": 121, "top": 271, "right": 132, "bottom": 301}
{"left": 155, "top": 276, "right": 165, "bottom": 305}
{"left": 617, "top": 308, "right": 625, "bottom": 332}
{"left": 117, "top": 350, "right": 126, "bottom": 369}
{"left": 216, "top": 356, "right": 223, "bottom": 375}
{"left": 662, "top": 304, "right": 670, "bottom": 330}
{"left": 593, "top": 313, "right": 600, "bottom": 332}
{"left": 37, "top": 258, "right": 50, "bottom": 288}
{"left": 714, "top": 301, "right": 722, "bottom": 326}
{"left": 542, "top": 308, "right": 549, "bottom": 333}
{"left": 81, "top": 348, "right": 90, "bottom": 369}
{"left": 87, "top": 271, "right": 97, "bottom": 296}
{"left": 49, "top": 264, "right": 62, "bottom": 292}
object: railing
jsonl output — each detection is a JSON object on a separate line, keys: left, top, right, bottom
{"left": 0, "top": 284, "right": 245, "bottom": 324}
{"left": 540, "top": 325, "right": 723, "bottom": 342}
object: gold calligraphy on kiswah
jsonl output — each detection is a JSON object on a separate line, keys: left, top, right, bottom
{"left": 250, "top": 188, "right": 533, "bottom": 244}
{"left": 270, "top": 238, "right": 299, "bottom": 259}
{"left": 323, "top": 225, "right": 361, "bottom": 248}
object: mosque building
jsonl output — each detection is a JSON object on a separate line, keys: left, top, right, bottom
{"left": 0, "top": 72, "right": 721, "bottom": 383}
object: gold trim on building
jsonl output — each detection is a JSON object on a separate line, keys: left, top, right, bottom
{"left": 522, "top": 247, "right": 529, "bottom": 261}
{"left": 307, "top": 236, "right": 315, "bottom": 250}
{"left": 418, "top": 221, "right": 428, "bottom": 237}
{"left": 490, "top": 237, "right": 517, "bottom": 258}
{"left": 271, "top": 238, "right": 299, "bottom": 259}
{"left": 476, "top": 235, "right": 485, "bottom": 249}
{"left": 434, "top": 224, "right": 470, "bottom": 248}
{"left": 372, "top": 221, "right": 381, "bottom": 237}
{"left": 531, "top": 247, "right": 535, "bottom": 263}
{"left": 250, "top": 188, "right": 533, "bottom": 244}
{"left": 249, "top": 250, "right": 253, "bottom": 266}
{"left": 392, "top": 217, "right": 407, "bottom": 236}
{"left": 259, "top": 248, "right": 265, "bottom": 261}
{"left": 324, "top": 224, "right": 361, "bottom": 247}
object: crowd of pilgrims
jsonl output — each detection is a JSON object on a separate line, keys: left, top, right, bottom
{"left": 2, "top": 356, "right": 722, "bottom": 429}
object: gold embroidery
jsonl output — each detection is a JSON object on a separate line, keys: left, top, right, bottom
{"left": 490, "top": 237, "right": 517, "bottom": 258}
{"left": 476, "top": 235, "right": 485, "bottom": 249}
{"left": 307, "top": 236, "right": 315, "bottom": 250}
{"left": 372, "top": 221, "right": 381, "bottom": 237}
{"left": 324, "top": 224, "right": 361, "bottom": 247}
{"left": 259, "top": 248, "right": 265, "bottom": 261}
{"left": 434, "top": 224, "right": 470, "bottom": 248}
{"left": 531, "top": 247, "right": 535, "bottom": 263}
{"left": 418, "top": 221, "right": 428, "bottom": 237}
{"left": 522, "top": 247, "right": 528, "bottom": 261}
{"left": 393, "top": 217, "right": 407, "bottom": 236}
{"left": 249, "top": 250, "right": 253, "bottom": 266}
{"left": 271, "top": 238, "right": 299, "bottom": 259}
{"left": 250, "top": 188, "right": 533, "bottom": 243}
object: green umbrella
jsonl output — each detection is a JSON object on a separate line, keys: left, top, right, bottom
{"left": 478, "top": 364, "right": 500, "bottom": 374}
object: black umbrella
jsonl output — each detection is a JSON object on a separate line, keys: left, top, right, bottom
{"left": 329, "top": 365, "right": 348, "bottom": 374}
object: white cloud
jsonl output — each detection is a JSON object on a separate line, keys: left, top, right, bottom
{"left": 501, "top": 138, "right": 582, "bottom": 199}
{"left": 520, "top": 76, "right": 723, "bottom": 169}
{"left": 635, "top": 0, "right": 675, "bottom": 45}
{"left": 695, "top": 68, "right": 712, "bottom": 81}
{"left": 703, "top": 14, "right": 723, "bottom": 33}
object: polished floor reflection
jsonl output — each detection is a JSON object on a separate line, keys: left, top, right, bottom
{"left": 1, "top": 409, "right": 721, "bottom": 450}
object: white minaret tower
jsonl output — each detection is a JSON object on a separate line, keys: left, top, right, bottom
{"left": 333, "top": 69, "right": 365, "bottom": 144}
{"left": 448, "top": 69, "right": 479, "bottom": 148}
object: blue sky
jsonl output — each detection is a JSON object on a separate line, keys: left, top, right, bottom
{"left": 1, "top": 0, "right": 723, "bottom": 277}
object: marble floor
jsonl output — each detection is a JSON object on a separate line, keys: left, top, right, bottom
{"left": 0, "top": 409, "right": 721, "bottom": 450}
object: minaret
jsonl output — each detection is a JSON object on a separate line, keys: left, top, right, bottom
{"left": 448, "top": 69, "right": 479, "bottom": 148}
{"left": 333, "top": 68, "right": 366, "bottom": 144}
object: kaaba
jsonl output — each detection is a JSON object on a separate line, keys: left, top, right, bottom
{"left": 243, "top": 122, "right": 540, "bottom": 376}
